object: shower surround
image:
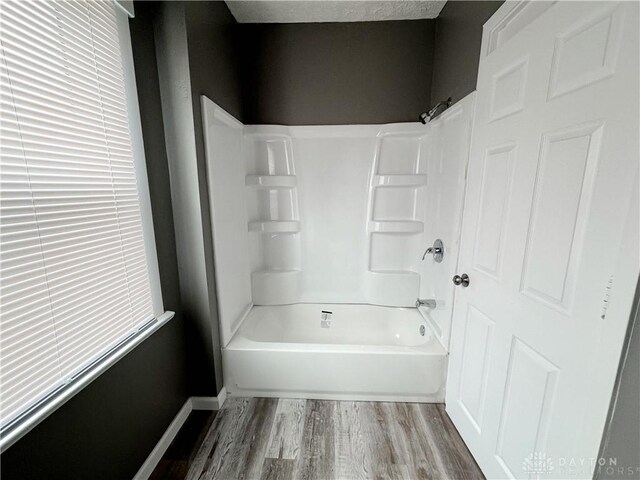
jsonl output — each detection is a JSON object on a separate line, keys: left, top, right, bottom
{"left": 202, "top": 94, "right": 474, "bottom": 401}
{"left": 244, "top": 122, "right": 430, "bottom": 308}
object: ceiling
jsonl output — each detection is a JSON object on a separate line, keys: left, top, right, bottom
{"left": 225, "top": 1, "right": 447, "bottom": 24}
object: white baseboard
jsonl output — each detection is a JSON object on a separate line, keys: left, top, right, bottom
{"left": 132, "top": 399, "right": 191, "bottom": 480}
{"left": 216, "top": 386, "right": 227, "bottom": 408}
{"left": 132, "top": 388, "right": 226, "bottom": 480}
{"left": 192, "top": 386, "right": 226, "bottom": 410}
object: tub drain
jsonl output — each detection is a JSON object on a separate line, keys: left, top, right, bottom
{"left": 419, "top": 325, "right": 426, "bottom": 336}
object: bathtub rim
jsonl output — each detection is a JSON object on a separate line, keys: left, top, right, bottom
{"left": 226, "top": 302, "right": 448, "bottom": 355}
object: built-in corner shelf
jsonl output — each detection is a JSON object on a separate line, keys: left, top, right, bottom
{"left": 362, "top": 132, "right": 427, "bottom": 306}
{"left": 246, "top": 175, "right": 297, "bottom": 188}
{"left": 249, "top": 220, "right": 300, "bottom": 234}
{"left": 368, "top": 220, "right": 424, "bottom": 234}
{"left": 245, "top": 132, "right": 302, "bottom": 305}
{"left": 372, "top": 174, "right": 428, "bottom": 187}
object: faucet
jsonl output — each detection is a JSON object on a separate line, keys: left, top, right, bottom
{"left": 416, "top": 298, "right": 437, "bottom": 309}
{"left": 422, "top": 239, "right": 444, "bottom": 263}
{"left": 422, "top": 246, "right": 441, "bottom": 260}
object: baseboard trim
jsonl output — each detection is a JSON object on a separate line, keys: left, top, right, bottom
{"left": 132, "top": 388, "right": 226, "bottom": 480}
{"left": 132, "top": 399, "right": 192, "bottom": 480}
{"left": 191, "top": 386, "right": 226, "bottom": 410}
{"left": 216, "top": 386, "right": 227, "bottom": 408}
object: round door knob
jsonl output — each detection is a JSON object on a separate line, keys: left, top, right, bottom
{"left": 452, "top": 273, "right": 470, "bottom": 287}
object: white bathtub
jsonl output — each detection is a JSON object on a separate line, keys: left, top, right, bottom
{"left": 223, "top": 304, "right": 447, "bottom": 402}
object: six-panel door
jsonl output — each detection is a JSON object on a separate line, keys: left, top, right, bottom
{"left": 446, "top": 2, "right": 639, "bottom": 479}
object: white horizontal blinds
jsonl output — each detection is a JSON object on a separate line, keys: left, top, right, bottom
{"left": 0, "top": 51, "right": 65, "bottom": 427}
{"left": 0, "top": 0, "right": 154, "bottom": 427}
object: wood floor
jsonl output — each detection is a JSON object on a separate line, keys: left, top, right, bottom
{"left": 150, "top": 397, "right": 484, "bottom": 480}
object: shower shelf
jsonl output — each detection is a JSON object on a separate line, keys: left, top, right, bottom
{"left": 252, "top": 268, "right": 301, "bottom": 275}
{"left": 249, "top": 220, "right": 300, "bottom": 233}
{"left": 368, "top": 270, "right": 419, "bottom": 277}
{"left": 368, "top": 220, "right": 424, "bottom": 234}
{"left": 372, "top": 174, "right": 428, "bottom": 187}
{"left": 245, "top": 175, "right": 297, "bottom": 188}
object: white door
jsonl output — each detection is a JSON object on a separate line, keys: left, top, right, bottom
{"left": 446, "top": 2, "right": 639, "bottom": 479}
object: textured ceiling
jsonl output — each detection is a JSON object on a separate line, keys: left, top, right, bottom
{"left": 225, "top": 1, "right": 447, "bottom": 23}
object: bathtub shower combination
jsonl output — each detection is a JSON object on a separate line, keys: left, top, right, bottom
{"left": 202, "top": 93, "right": 475, "bottom": 402}
{"left": 193, "top": 3, "right": 640, "bottom": 478}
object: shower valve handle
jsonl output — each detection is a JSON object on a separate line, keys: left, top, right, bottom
{"left": 422, "top": 239, "right": 445, "bottom": 263}
{"left": 423, "top": 246, "right": 441, "bottom": 258}
{"left": 453, "top": 274, "right": 470, "bottom": 287}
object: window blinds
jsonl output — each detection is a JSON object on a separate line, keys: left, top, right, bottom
{"left": 1, "top": 0, "right": 155, "bottom": 428}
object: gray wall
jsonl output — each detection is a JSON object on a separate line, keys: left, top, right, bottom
{"left": 0, "top": 321, "right": 188, "bottom": 480}
{"left": 184, "top": 0, "right": 246, "bottom": 392}
{"left": 150, "top": 0, "right": 247, "bottom": 396}
{"left": 239, "top": 20, "right": 436, "bottom": 125}
{"left": 137, "top": 1, "right": 220, "bottom": 397}
{"left": 0, "top": 6, "right": 190, "bottom": 478}
{"left": 186, "top": 1, "right": 244, "bottom": 121}
{"left": 150, "top": 0, "right": 246, "bottom": 396}
{"left": 430, "top": 1, "right": 504, "bottom": 106}
{"left": 598, "top": 281, "right": 640, "bottom": 479}
{"left": 154, "top": 1, "right": 223, "bottom": 396}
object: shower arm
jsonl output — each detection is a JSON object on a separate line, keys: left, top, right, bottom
{"left": 419, "top": 97, "right": 453, "bottom": 124}
{"left": 428, "top": 98, "right": 451, "bottom": 117}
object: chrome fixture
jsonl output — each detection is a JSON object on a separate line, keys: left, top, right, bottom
{"left": 419, "top": 325, "right": 426, "bottom": 336}
{"left": 422, "top": 239, "right": 444, "bottom": 263}
{"left": 320, "top": 310, "right": 332, "bottom": 328}
{"left": 419, "top": 97, "right": 452, "bottom": 124}
{"left": 452, "top": 273, "right": 470, "bottom": 287}
{"left": 416, "top": 298, "right": 437, "bottom": 309}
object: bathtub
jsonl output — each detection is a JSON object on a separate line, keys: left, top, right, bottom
{"left": 223, "top": 304, "right": 447, "bottom": 402}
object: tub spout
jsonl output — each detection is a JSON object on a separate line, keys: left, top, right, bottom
{"left": 416, "top": 298, "right": 436, "bottom": 309}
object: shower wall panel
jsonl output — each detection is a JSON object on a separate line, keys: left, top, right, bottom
{"left": 295, "top": 133, "right": 376, "bottom": 303}
{"left": 244, "top": 124, "right": 430, "bottom": 307}
{"left": 201, "top": 97, "right": 252, "bottom": 347}
{"left": 203, "top": 96, "right": 476, "bottom": 333}
{"left": 418, "top": 93, "right": 476, "bottom": 346}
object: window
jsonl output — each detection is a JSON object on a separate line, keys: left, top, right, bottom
{"left": 0, "top": 0, "right": 163, "bottom": 437}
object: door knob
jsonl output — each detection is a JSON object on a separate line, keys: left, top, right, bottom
{"left": 453, "top": 273, "right": 470, "bottom": 287}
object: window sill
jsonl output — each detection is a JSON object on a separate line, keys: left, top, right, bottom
{"left": 0, "top": 311, "right": 175, "bottom": 453}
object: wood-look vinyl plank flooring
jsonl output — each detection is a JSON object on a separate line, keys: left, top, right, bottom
{"left": 150, "top": 397, "right": 484, "bottom": 480}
